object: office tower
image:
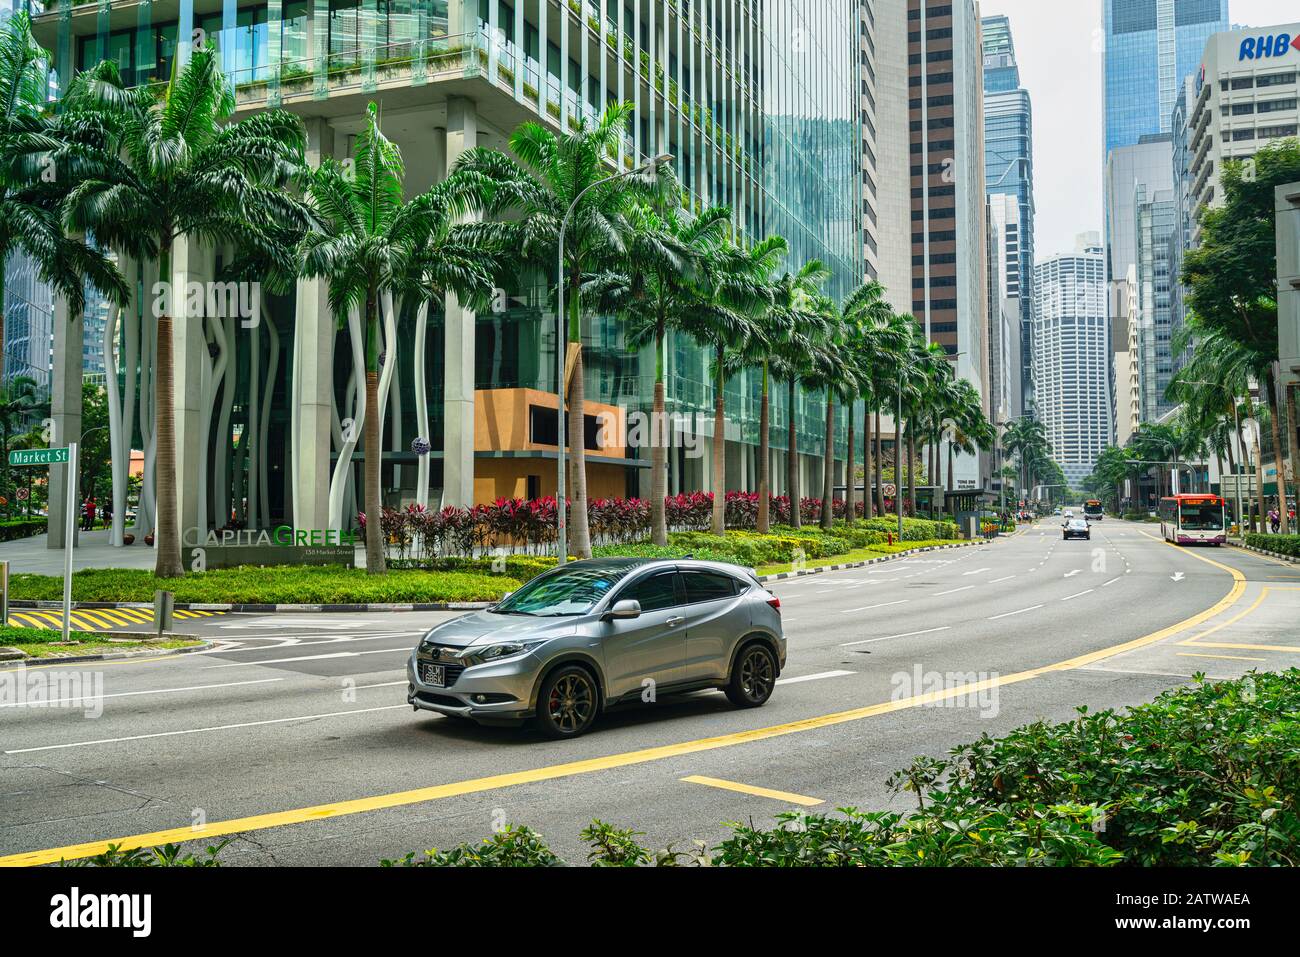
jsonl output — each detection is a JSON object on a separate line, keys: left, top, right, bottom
{"left": 981, "top": 12, "right": 1033, "bottom": 414}
{"left": 32, "top": 0, "right": 867, "bottom": 535}
{"left": 1103, "top": 0, "right": 1229, "bottom": 156}
{"left": 1034, "top": 234, "right": 1112, "bottom": 488}
{"left": 985, "top": 192, "right": 1022, "bottom": 427}
{"left": 907, "top": 0, "right": 991, "bottom": 488}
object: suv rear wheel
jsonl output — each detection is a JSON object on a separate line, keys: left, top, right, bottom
{"left": 725, "top": 642, "right": 777, "bottom": 708}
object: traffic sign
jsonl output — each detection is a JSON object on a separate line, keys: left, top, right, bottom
{"left": 16, "top": 487, "right": 28, "bottom": 501}
{"left": 882, "top": 483, "right": 897, "bottom": 497}
{"left": 9, "top": 447, "right": 69, "bottom": 466}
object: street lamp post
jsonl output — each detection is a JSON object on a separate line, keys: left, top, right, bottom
{"left": 555, "top": 153, "right": 672, "bottom": 565}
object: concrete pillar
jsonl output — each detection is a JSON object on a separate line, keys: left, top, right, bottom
{"left": 48, "top": 295, "right": 83, "bottom": 550}
{"left": 170, "top": 235, "right": 209, "bottom": 541}
{"left": 293, "top": 117, "right": 335, "bottom": 530}
{"left": 442, "top": 96, "right": 478, "bottom": 507}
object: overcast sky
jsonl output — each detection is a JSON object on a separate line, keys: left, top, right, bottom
{"left": 979, "top": 0, "right": 1298, "bottom": 261}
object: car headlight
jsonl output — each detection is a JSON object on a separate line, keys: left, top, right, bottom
{"left": 463, "top": 639, "right": 548, "bottom": 666}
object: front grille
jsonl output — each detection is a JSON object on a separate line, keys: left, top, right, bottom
{"left": 416, "top": 691, "right": 463, "bottom": 708}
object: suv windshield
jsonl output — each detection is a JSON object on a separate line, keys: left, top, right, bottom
{"left": 493, "top": 565, "right": 633, "bottom": 616}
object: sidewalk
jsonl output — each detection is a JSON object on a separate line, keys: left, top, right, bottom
{"left": 0, "top": 529, "right": 158, "bottom": 575}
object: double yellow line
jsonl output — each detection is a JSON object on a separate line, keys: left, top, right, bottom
{"left": 0, "top": 540, "right": 1248, "bottom": 867}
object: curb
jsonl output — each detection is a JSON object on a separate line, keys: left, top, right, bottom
{"left": 755, "top": 539, "right": 987, "bottom": 583}
{"left": 9, "top": 600, "right": 496, "bottom": 613}
{"left": 0, "top": 638, "right": 211, "bottom": 666}
{"left": 1228, "top": 542, "right": 1300, "bottom": 564}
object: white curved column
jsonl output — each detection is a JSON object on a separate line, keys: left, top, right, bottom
{"left": 413, "top": 300, "right": 430, "bottom": 508}
{"left": 103, "top": 305, "right": 126, "bottom": 546}
{"left": 328, "top": 305, "right": 364, "bottom": 530}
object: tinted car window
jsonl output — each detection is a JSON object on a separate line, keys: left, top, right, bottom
{"left": 494, "top": 565, "right": 632, "bottom": 616}
{"left": 682, "top": 571, "right": 737, "bottom": 604}
{"left": 620, "top": 571, "right": 680, "bottom": 612}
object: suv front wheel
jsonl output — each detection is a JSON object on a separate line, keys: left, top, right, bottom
{"left": 725, "top": 642, "right": 777, "bottom": 708}
{"left": 536, "top": 665, "right": 599, "bottom": 738}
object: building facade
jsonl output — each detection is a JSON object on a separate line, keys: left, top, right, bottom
{"left": 907, "top": 0, "right": 991, "bottom": 489}
{"left": 985, "top": 192, "right": 1021, "bottom": 428}
{"left": 981, "top": 12, "right": 1032, "bottom": 416}
{"left": 1103, "top": 0, "right": 1228, "bottom": 157}
{"left": 34, "top": 0, "right": 874, "bottom": 544}
{"left": 1033, "top": 233, "right": 1112, "bottom": 488}
{"left": 1133, "top": 182, "right": 1177, "bottom": 423}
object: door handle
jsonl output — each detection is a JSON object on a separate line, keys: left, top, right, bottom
{"left": 666, "top": 616, "right": 685, "bottom": 626}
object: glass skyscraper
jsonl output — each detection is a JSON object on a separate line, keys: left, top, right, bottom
{"left": 981, "top": 13, "right": 1033, "bottom": 415}
{"left": 1103, "top": 0, "right": 1229, "bottom": 156}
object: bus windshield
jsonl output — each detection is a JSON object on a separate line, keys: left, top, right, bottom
{"left": 1084, "top": 501, "right": 1103, "bottom": 516}
{"left": 1179, "top": 503, "right": 1224, "bottom": 531}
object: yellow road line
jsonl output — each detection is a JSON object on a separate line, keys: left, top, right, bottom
{"left": 1176, "top": 652, "right": 1267, "bottom": 663}
{"left": 680, "top": 775, "right": 824, "bottom": 807}
{"left": 0, "top": 538, "right": 1249, "bottom": 868}
{"left": 1182, "top": 641, "right": 1300, "bottom": 652}
{"left": 1226, "top": 543, "right": 1300, "bottom": 569}
{"left": 9, "top": 613, "right": 50, "bottom": 629}
{"left": 1178, "top": 591, "right": 1267, "bottom": 646}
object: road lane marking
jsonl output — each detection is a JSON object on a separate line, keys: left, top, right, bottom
{"left": 2, "top": 550, "right": 1248, "bottom": 867}
{"left": 204, "top": 648, "right": 407, "bottom": 668}
{"left": 841, "top": 600, "right": 908, "bottom": 613}
{"left": 988, "top": 604, "right": 1043, "bottom": 620}
{"left": 680, "top": 775, "right": 824, "bottom": 807}
{"left": 932, "top": 585, "right": 974, "bottom": 596}
{"left": 989, "top": 576, "right": 1015, "bottom": 584}
{"left": 962, "top": 568, "right": 991, "bottom": 576}
{"left": 1177, "top": 590, "right": 1268, "bottom": 646}
{"left": 1101, "top": 577, "right": 1121, "bottom": 587}
{"left": 0, "top": 678, "right": 284, "bottom": 708}
{"left": 774, "top": 670, "right": 855, "bottom": 686}
{"left": 1064, "top": 569, "right": 1081, "bottom": 578}
{"left": 840, "top": 626, "right": 950, "bottom": 647}
{"left": 1177, "top": 652, "right": 1266, "bottom": 662}
{"left": 1061, "top": 590, "right": 1094, "bottom": 601}
{"left": 2, "top": 705, "right": 408, "bottom": 754}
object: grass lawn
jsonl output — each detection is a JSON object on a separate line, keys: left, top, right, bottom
{"left": 753, "top": 539, "right": 974, "bottom": 576}
{"left": 0, "top": 625, "right": 203, "bottom": 659}
{"left": 10, "top": 565, "right": 523, "bottom": 604}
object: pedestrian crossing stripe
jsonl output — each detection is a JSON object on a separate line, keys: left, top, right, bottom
{"left": 4, "top": 609, "right": 220, "bottom": 632}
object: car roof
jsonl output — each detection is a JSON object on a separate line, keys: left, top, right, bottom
{"left": 558, "top": 556, "right": 756, "bottom": 580}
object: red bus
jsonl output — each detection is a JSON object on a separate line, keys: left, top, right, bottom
{"left": 1159, "top": 494, "right": 1227, "bottom": 546}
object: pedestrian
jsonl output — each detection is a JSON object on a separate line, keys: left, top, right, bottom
{"left": 82, "top": 497, "right": 96, "bottom": 531}
{"left": 1269, "top": 507, "right": 1280, "bottom": 534}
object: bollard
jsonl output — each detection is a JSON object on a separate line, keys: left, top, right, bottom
{"left": 154, "top": 590, "right": 174, "bottom": 635}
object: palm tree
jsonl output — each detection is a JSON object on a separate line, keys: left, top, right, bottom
{"left": 941, "top": 379, "right": 995, "bottom": 493}
{"left": 840, "top": 280, "right": 900, "bottom": 520}
{"left": 62, "top": 46, "right": 307, "bottom": 577}
{"left": 0, "top": 13, "right": 123, "bottom": 386}
{"left": 687, "top": 238, "right": 780, "bottom": 536}
{"left": 799, "top": 298, "right": 854, "bottom": 530}
{"left": 766, "top": 262, "right": 833, "bottom": 530}
{"left": 298, "top": 103, "right": 489, "bottom": 573}
{"left": 450, "top": 103, "right": 673, "bottom": 559}
{"left": 1003, "top": 416, "right": 1051, "bottom": 502}
{"left": 595, "top": 201, "right": 733, "bottom": 545}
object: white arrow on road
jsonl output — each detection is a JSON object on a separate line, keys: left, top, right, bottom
{"left": 1171, "top": 572, "right": 1186, "bottom": 582}
{"left": 1064, "top": 569, "right": 1081, "bottom": 578}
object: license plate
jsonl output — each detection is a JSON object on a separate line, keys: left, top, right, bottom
{"left": 420, "top": 662, "right": 446, "bottom": 687}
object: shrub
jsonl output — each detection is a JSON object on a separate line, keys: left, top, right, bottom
{"left": 0, "top": 517, "right": 46, "bottom": 541}
{"left": 1244, "top": 533, "right": 1300, "bottom": 558}
{"left": 380, "top": 825, "right": 562, "bottom": 867}
{"left": 861, "top": 517, "right": 958, "bottom": 542}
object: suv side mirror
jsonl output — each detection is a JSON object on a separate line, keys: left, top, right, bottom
{"left": 603, "top": 599, "right": 641, "bottom": 621}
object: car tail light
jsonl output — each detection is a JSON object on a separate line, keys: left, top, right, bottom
{"left": 766, "top": 594, "right": 781, "bottom": 612}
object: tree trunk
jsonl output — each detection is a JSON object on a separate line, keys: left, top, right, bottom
{"left": 863, "top": 402, "right": 873, "bottom": 517}
{"left": 907, "top": 425, "right": 918, "bottom": 517}
{"left": 874, "top": 410, "right": 884, "bottom": 517}
{"left": 757, "top": 364, "right": 770, "bottom": 534}
{"left": 567, "top": 344, "right": 592, "bottom": 558}
{"left": 845, "top": 402, "right": 856, "bottom": 523}
{"left": 711, "top": 345, "right": 726, "bottom": 537}
{"left": 1268, "top": 367, "right": 1291, "bottom": 534}
{"left": 948, "top": 440, "right": 955, "bottom": 494}
{"left": 153, "top": 244, "right": 184, "bottom": 578}
{"left": 788, "top": 378, "right": 800, "bottom": 529}
{"left": 820, "top": 393, "right": 834, "bottom": 530}
{"left": 650, "top": 330, "right": 668, "bottom": 546}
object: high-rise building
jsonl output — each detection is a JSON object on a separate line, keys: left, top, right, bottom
{"left": 1103, "top": 0, "right": 1229, "bottom": 157}
{"left": 985, "top": 192, "right": 1022, "bottom": 427}
{"left": 981, "top": 12, "right": 1033, "bottom": 415}
{"left": 32, "top": 0, "right": 870, "bottom": 537}
{"left": 907, "top": 0, "right": 991, "bottom": 488}
{"left": 1105, "top": 135, "right": 1173, "bottom": 434}
{"left": 1034, "top": 233, "right": 1112, "bottom": 488}
{"left": 1134, "top": 183, "right": 1177, "bottom": 422}
{"left": 1169, "top": 72, "right": 1198, "bottom": 377}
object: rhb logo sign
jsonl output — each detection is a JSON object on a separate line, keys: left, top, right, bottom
{"left": 1239, "top": 32, "right": 1300, "bottom": 60}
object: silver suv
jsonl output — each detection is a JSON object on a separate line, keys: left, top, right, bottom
{"left": 406, "top": 558, "right": 786, "bottom": 738}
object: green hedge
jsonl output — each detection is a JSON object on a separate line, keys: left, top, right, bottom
{"left": 387, "top": 555, "right": 558, "bottom": 582}
{"left": 0, "top": 517, "right": 46, "bottom": 541}
{"left": 0, "top": 625, "right": 61, "bottom": 645}
{"left": 9, "top": 566, "right": 521, "bottom": 604}
{"left": 861, "top": 516, "right": 959, "bottom": 542}
{"left": 374, "top": 671, "right": 1299, "bottom": 867}
{"left": 1244, "top": 533, "right": 1300, "bottom": 558}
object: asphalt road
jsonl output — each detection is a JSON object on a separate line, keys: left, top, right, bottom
{"left": 2, "top": 519, "right": 1297, "bottom": 866}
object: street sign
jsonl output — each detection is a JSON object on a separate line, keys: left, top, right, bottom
{"left": 9, "top": 447, "right": 69, "bottom": 466}
{"left": 16, "top": 488, "right": 28, "bottom": 501}
{"left": 883, "top": 483, "right": 897, "bottom": 497}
